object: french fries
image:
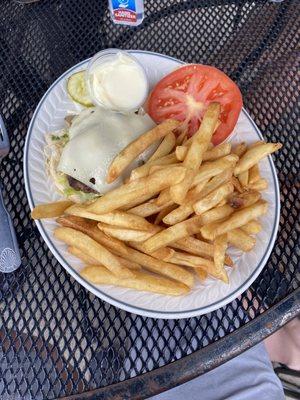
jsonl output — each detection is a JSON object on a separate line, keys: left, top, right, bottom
{"left": 38, "top": 110, "right": 283, "bottom": 297}
{"left": 227, "top": 229, "right": 256, "bottom": 252}
{"left": 234, "top": 143, "right": 282, "bottom": 175}
{"left": 176, "top": 142, "right": 231, "bottom": 162}
{"left": 201, "top": 200, "right": 268, "bottom": 240}
{"left": 97, "top": 222, "right": 159, "bottom": 242}
{"left": 107, "top": 119, "right": 179, "bottom": 183}
{"left": 241, "top": 220, "right": 262, "bottom": 235}
{"left": 213, "top": 234, "right": 228, "bottom": 283}
{"left": 246, "top": 178, "right": 268, "bottom": 191}
{"left": 57, "top": 215, "right": 194, "bottom": 287}
{"left": 199, "top": 204, "right": 234, "bottom": 225}
{"left": 68, "top": 246, "right": 99, "bottom": 265}
{"left": 130, "top": 153, "right": 177, "bottom": 180}
{"left": 148, "top": 132, "right": 176, "bottom": 161}
{"left": 154, "top": 204, "right": 178, "bottom": 225}
{"left": 237, "top": 170, "right": 249, "bottom": 187}
{"left": 81, "top": 265, "right": 189, "bottom": 296}
{"left": 31, "top": 200, "right": 73, "bottom": 219}
{"left": 129, "top": 242, "right": 174, "bottom": 261}
{"left": 66, "top": 206, "right": 155, "bottom": 231}
{"left": 142, "top": 216, "right": 203, "bottom": 253}
{"left": 193, "top": 182, "right": 234, "bottom": 215}
{"left": 169, "top": 103, "right": 220, "bottom": 203}
{"left": 232, "top": 142, "right": 247, "bottom": 157}
{"left": 192, "top": 155, "right": 238, "bottom": 187}
{"left": 68, "top": 246, "right": 141, "bottom": 270}
{"left": 54, "top": 227, "right": 135, "bottom": 278}
{"left": 87, "top": 166, "right": 186, "bottom": 215}
{"left": 128, "top": 199, "right": 173, "bottom": 217}
{"left": 170, "top": 168, "right": 195, "bottom": 205}
{"left": 228, "top": 191, "right": 261, "bottom": 209}
{"left": 248, "top": 164, "right": 260, "bottom": 184}
{"left": 196, "top": 268, "right": 208, "bottom": 282}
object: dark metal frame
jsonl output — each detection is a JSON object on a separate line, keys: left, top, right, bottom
{"left": 60, "top": 289, "right": 300, "bottom": 400}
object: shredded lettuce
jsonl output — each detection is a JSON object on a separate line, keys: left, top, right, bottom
{"left": 44, "top": 129, "right": 100, "bottom": 203}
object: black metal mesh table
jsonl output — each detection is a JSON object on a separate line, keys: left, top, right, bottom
{"left": 0, "top": 0, "right": 299, "bottom": 399}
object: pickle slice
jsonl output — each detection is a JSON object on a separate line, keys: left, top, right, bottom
{"left": 67, "top": 71, "right": 93, "bottom": 107}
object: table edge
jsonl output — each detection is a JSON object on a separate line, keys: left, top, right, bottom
{"left": 58, "top": 288, "right": 300, "bottom": 400}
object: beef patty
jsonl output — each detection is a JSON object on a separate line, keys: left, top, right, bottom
{"left": 67, "top": 175, "right": 98, "bottom": 194}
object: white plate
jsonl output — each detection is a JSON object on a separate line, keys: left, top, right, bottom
{"left": 24, "top": 51, "right": 280, "bottom": 319}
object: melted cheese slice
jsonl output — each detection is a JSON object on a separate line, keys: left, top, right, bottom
{"left": 58, "top": 107, "right": 156, "bottom": 194}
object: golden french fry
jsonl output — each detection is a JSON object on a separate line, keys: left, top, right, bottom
{"left": 68, "top": 246, "right": 100, "bottom": 265}
{"left": 130, "top": 153, "right": 177, "bottom": 181}
{"left": 129, "top": 242, "right": 174, "bottom": 261}
{"left": 195, "top": 268, "right": 208, "bottom": 282}
{"left": 57, "top": 215, "right": 194, "bottom": 287}
{"left": 116, "top": 257, "right": 142, "bottom": 271}
{"left": 175, "top": 143, "right": 231, "bottom": 162}
{"left": 164, "top": 168, "right": 234, "bottom": 225}
{"left": 241, "top": 220, "right": 262, "bottom": 235}
{"left": 81, "top": 265, "right": 189, "bottom": 296}
{"left": 195, "top": 232, "right": 205, "bottom": 241}
{"left": 200, "top": 204, "right": 234, "bottom": 225}
{"left": 66, "top": 206, "right": 155, "bottom": 231}
{"left": 94, "top": 211, "right": 155, "bottom": 231}
{"left": 128, "top": 199, "right": 173, "bottom": 217}
{"left": 97, "top": 222, "right": 159, "bottom": 242}
{"left": 203, "top": 143, "right": 232, "bottom": 161}
{"left": 172, "top": 236, "right": 233, "bottom": 266}
{"left": 170, "top": 168, "right": 195, "bottom": 204}
{"left": 249, "top": 141, "right": 265, "bottom": 148}
{"left": 232, "top": 142, "right": 247, "bottom": 157}
{"left": 248, "top": 164, "right": 260, "bottom": 184}
{"left": 213, "top": 234, "right": 228, "bottom": 283}
{"left": 169, "top": 251, "right": 214, "bottom": 269}
{"left": 217, "top": 199, "right": 227, "bottom": 207}
{"left": 54, "top": 227, "right": 135, "bottom": 278}
{"left": 231, "top": 176, "right": 244, "bottom": 193}
{"left": 193, "top": 182, "right": 234, "bottom": 215}
{"left": 175, "top": 145, "right": 187, "bottom": 161}
{"left": 201, "top": 200, "right": 268, "bottom": 240}
{"left": 238, "top": 170, "right": 249, "bottom": 187}
{"left": 148, "top": 164, "right": 180, "bottom": 175}
{"left": 196, "top": 169, "right": 234, "bottom": 200}
{"left": 68, "top": 246, "right": 141, "bottom": 270}
{"left": 154, "top": 204, "right": 178, "bottom": 225}
{"left": 172, "top": 237, "right": 213, "bottom": 258}
{"left": 170, "top": 103, "right": 221, "bottom": 203}
{"left": 227, "top": 229, "right": 256, "bottom": 252}
{"left": 234, "top": 143, "right": 282, "bottom": 175}
{"left": 148, "top": 132, "right": 176, "bottom": 162}
{"left": 31, "top": 200, "right": 73, "bottom": 219}
{"left": 156, "top": 188, "right": 171, "bottom": 206}
{"left": 168, "top": 251, "right": 224, "bottom": 279}
{"left": 121, "top": 192, "right": 157, "bottom": 210}
{"left": 184, "top": 103, "right": 220, "bottom": 168}
{"left": 228, "top": 191, "right": 261, "bottom": 209}
{"left": 57, "top": 215, "right": 129, "bottom": 254}
{"left": 163, "top": 180, "right": 209, "bottom": 225}
{"left": 246, "top": 179, "right": 268, "bottom": 191}
{"left": 141, "top": 216, "right": 203, "bottom": 253}
{"left": 107, "top": 119, "right": 179, "bottom": 183}
{"left": 88, "top": 167, "right": 186, "bottom": 215}
{"left": 176, "top": 127, "right": 189, "bottom": 145}
{"left": 192, "top": 155, "right": 238, "bottom": 187}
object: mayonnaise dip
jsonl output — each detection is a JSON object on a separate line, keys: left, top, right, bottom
{"left": 87, "top": 51, "right": 148, "bottom": 112}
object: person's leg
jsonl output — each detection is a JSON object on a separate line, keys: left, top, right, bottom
{"left": 150, "top": 343, "right": 285, "bottom": 400}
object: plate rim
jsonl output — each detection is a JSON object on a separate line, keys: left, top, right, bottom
{"left": 24, "top": 50, "right": 280, "bottom": 319}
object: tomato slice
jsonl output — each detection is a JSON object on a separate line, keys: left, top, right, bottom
{"left": 147, "top": 64, "right": 243, "bottom": 145}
